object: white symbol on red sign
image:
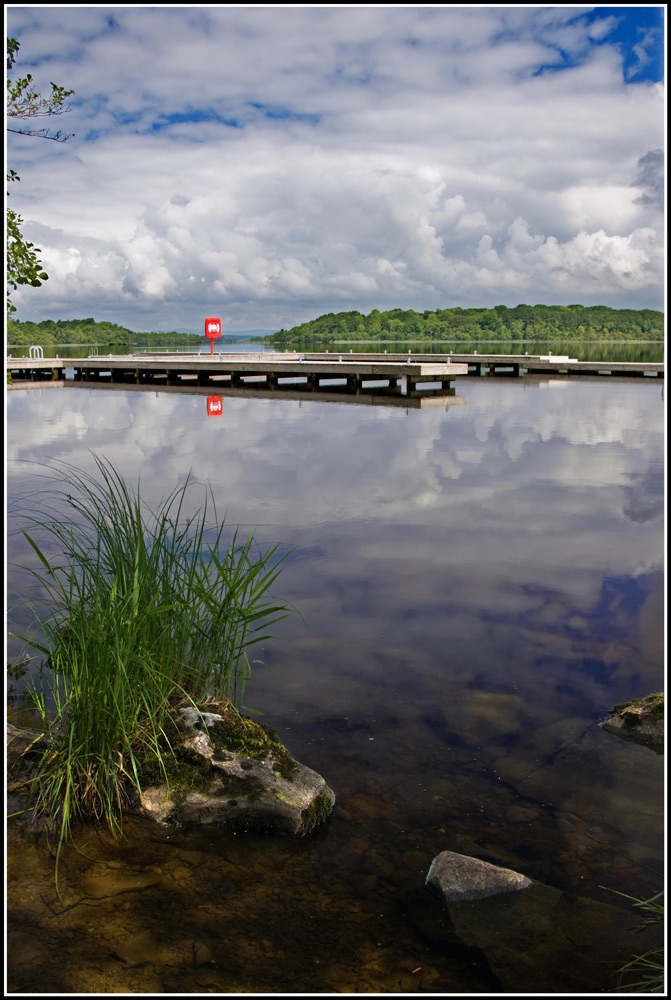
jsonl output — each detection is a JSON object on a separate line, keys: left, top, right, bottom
{"left": 204, "top": 317, "right": 221, "bottom": 338}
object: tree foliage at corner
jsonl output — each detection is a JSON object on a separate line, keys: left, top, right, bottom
{"left": 7, "top": 35, "right": 74, "bottom": 139}
{"left": 6, "top": 197, "right": 49, "bottom": 312}
{"left": 6, "top": 36, "right": 74, "bottom": 315}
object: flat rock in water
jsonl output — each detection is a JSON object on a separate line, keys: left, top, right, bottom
{"left": 426, "top": 850, "right": 531, "bottom": 902}
{"left": 139, "top": 703, "right": 335, "bottom": 836}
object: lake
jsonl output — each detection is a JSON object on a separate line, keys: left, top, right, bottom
{"left": 5, "top": 335, "right": 666, "bottom": 363}
{"left": 6, "top": 345, "right": 665, "bottom": 993}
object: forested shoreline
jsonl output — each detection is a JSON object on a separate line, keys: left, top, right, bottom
{"left": 6, "top": 305, "right": 663, "bottom": 350}
{"left": 6, "top": 317, "right": 202, "bottom": 348}
{"left": 261, "top": 304, "right": 663, "bottom": 346}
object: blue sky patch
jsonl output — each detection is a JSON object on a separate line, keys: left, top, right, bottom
{"left": 583, "top": 6, "right": 664, "bottom": 83}
{"left": 150, "top": 110, "right": 242, "bottom": 132}
{"left": 248, "top": 102, "right": 321, "bottom": 125}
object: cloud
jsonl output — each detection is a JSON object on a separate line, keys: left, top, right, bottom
{"left": 627, "top": 28, "right": 661, "bottom": 81}
{"left": 631, "top": 148, "right": 664, "bottom": 212}
{"left": 6, "top": 378, "right": 664, "bottom": 640}
{"left": 7, "top": 6, "right": 665, "bottom": 329}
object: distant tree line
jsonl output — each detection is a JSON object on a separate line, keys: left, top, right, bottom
{"left": 6, "top": 317, "right": 203, "bottom": 348}
{"left": 263, "top": 305, "right": 664, "bottom": 346}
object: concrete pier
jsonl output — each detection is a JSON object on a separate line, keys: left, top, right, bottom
{"left": 6, "top": 351, "right": 663, "bottom": 389}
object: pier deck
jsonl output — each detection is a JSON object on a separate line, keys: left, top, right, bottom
{"left": 6, "top": 350, "right": 663, "bottom": 389}
{"left": 299, "top": 352, "right": 664, "bottom": 378}
{"left": 7, "top": 352, "right": 468, "bottom": 391}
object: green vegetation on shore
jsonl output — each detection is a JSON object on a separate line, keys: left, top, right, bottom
{"left": 262, "top": 304, "right": 663, "bottom": 346}
{"left": 6, "top": 317, "right": 202, "bottom": 348}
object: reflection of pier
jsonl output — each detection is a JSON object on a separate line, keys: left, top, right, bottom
{"left": 6, "top": 350, "right": 662, "bottom": 387}
{"left": 10, "top": 378, "right": 467, "bottom": 410}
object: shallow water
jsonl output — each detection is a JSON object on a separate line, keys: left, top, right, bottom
{"left": 6, "top": 362, "right": 665, "bottom": 993}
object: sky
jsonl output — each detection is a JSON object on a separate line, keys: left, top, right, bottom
{"left": 5, "top": 5, "right": 666, "bottom": 334}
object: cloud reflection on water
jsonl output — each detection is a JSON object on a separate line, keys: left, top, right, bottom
{"left": 6, "top": 377, "right": 664, "bottom": 894}
{"left": 7, "top": 378, "right": 662, "bottom": 706}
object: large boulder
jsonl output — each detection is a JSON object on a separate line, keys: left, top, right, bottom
{"left": 138, "top": 702, "right": 335, "bottom": 836}
{"left": 601, "top": 692, "right": 664, "bottom": 753}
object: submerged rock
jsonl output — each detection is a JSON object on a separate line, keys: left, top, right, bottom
{"left": 426, "top": 850, "right": 531, "bottom": 902}
{"left": 6, "top": 723, "right": 48, "bottom": 757}
{"left": 601, "top": 692, "right": 664, "bottom": 753}
{"left": 408, "top": 868, "right": 664, "bottom": 993}
{"left": 138, "top": 702, "right": 335, "bottom": 836}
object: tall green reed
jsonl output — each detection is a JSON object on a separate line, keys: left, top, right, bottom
{"left": 11, "top": 456, "right": 291, "bottom": 858}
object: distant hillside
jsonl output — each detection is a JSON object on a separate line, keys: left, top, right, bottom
{"left": 261, "top": 305, "right": 664, "bottom": 345}
{"left": 6, "top": 317, "right": 203, "bottom": 348}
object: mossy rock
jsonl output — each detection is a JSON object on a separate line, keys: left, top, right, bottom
{"left": 601, "top": 693, "right": 664, "bottom": 754}
{"left": 138, "top": 701, "right": 335, "bottom": 835}
{"left": 198, "top": 704, "right": 300, "bottom": 781}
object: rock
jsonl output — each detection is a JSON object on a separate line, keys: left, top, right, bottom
{"left": 491, "top": 717, "right": 663, "bottom": 840}
{"left": 447, "top": 881, "right": 662, "bottom": 993}
{"left": 6, "top": 706, "right": 335, "bottom": 838}
{"left": 410, "top": 861, "right": 664, "bottom": 992}
{"left": 426, "top": 850, "right": 531, "bottom": 902}
{"left": 138, "top": 702, "right": 335, "bottom": 836}
{"left": 601, "top": 692, "right": 664, "bottom": 753}
{"left": 6, "top": 723, "right": 48, "bottom": 757}
{"left": 109, "top": 929, "right": 159, "bottom": 967}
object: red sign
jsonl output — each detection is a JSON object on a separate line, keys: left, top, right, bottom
{"left": 207, "top": 396, "right": 223, "bottom": 417}
{"left": 205, "top": 317, "right": 221, "bottom": 339}
{"left": 204, "top": 316, "right": 221, "bottom": 355}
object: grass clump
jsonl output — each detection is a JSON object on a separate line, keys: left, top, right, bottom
{"left": 11, "top": 456, "right": 291, "bottom": 866}
{"left": 613, "top": 890, "right": 664, "bottom": 993}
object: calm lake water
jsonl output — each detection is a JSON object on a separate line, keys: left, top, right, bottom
{"left": 6, "top": 345, "right": 665, "bottom": 993}
{"left": 5, "top": 335, "right": 666, "bottom": 363}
